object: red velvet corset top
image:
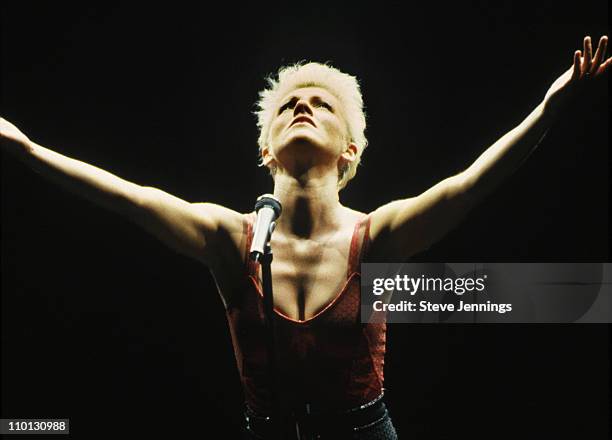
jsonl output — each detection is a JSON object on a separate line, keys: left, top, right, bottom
{"left": 224, "top": 212, "right": 386, "bottom": 414}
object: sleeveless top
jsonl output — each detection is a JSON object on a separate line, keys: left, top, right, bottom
{"left": 224, "top": 212, "right": 386, "bottom": 414}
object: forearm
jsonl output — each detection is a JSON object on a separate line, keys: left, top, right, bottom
{"left": 461, "top": 101, "right": 555, "bottom": 203}
{"left": 21, "top": 141, "right": 145, "bottom": 217}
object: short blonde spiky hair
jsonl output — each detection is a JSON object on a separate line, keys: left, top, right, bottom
{"left": 254, "top": 61, "right": 368, "bottom": 190}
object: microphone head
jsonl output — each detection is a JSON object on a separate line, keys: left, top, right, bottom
{"left": 254, "top": 194, "right": 282, "bottom": 218}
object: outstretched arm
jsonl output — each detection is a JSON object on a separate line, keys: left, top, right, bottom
{"left": 369, "top": 35, "right": 610, "bottom": 260}
{"left": 0, "top": 118, "right": 240, "bottom": 266}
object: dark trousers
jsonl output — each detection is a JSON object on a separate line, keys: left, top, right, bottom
{"left": 242, "top": 394, "right": 398, "bottom": 440}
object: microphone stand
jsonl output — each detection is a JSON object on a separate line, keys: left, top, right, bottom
{"left": 252, "top": 232, "right": 282, "bottom": 438}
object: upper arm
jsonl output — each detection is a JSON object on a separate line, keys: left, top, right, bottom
{"left": 131, "top": 186, "right": 244, "bottom": 266}
{"left": 368, "top": 173, "right": 474, "bottom": 260}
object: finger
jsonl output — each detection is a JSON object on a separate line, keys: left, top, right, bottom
{"left": 596, "top": 56, "right": 612, "bottom": 75}
{"left": 583, "top": 36, "right": 592, "bottom": 76}
{"left": 571, "top": 50, "right": 582, "bottom": 80}
{"left": 590, "top": 35, "right": 608, "bottom": 73}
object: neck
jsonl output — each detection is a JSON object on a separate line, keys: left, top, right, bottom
{"left": 271, "top": 172, "right": 343, "bottom": 239}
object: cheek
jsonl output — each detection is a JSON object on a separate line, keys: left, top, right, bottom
{"left": 322, "top": 119, "right": 347, "bottom": 143}
{"left": 269, "top": 117, "right": 287, "bottom": 141}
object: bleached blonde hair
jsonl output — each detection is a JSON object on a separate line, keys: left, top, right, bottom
{"left": 253, "top": 61, "right": 368, "bottom": 190}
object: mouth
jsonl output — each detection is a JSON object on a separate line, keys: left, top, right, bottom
{"left": 290, "top": 116, "right": 316, "bottom": 128}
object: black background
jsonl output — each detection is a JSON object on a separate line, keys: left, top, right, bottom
{"left": 1, "top": 2, "right": 609, "bottom": 439}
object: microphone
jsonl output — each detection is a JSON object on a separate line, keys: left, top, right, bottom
{"left": 250, "top": 194, "right": 282, "bottom": 262}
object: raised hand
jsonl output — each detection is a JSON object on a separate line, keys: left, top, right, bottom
{"left": 0, "top": 117, "right": 32, "bottom": 157}
{"left": 543, "top": 35, "right": 611, "bottom": 116}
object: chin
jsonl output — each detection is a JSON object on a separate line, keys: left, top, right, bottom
{"left": 275, "top": 137, "right": 335, "bottom": 166}
{"left": 279, "top": 134, "right": 322, "bottom": 152}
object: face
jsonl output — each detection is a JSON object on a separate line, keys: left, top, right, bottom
{"left": 263, "top": 86, "right": 356, "bottom": 173}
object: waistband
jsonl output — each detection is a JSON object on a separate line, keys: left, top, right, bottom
{"left": 244, "top": 392, "right": 388, "bottom": 439}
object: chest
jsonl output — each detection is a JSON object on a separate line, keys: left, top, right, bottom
{"left": 253, "top": 235, "right": 354, "bottom": 322}
{"left": 214, "top": 226, "right": 360, "bottom": 322}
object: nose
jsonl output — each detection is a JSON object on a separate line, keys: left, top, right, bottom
{"left": 293, "top": 99, "right": 313, "bottom": 117}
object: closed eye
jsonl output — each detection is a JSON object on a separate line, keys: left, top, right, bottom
{"left": 277, "top": 98, "right": 333, "bottom": 114}
{"left": 278, "top": 102, "right": 291, "bottom": 114}
{"left": 278, "top": 98, "right": 297, "bottom": 114}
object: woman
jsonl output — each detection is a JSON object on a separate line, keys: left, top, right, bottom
{"left": 0, "top": 35, "right": 609, "bottom": 439}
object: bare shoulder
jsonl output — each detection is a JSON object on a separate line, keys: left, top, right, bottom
{"left": 363, "top": 200, "right": 410, "bottom": 261}
{"left": 191, "top": 202, "right": 249, "bottom": 264}
{"left": 340, "top": 206, "right": 367, "bottom": 222}
{"left": 340, "top": 206, "right": 370, "bottom": 229}
{"left": 191, "top": 202, "right": 245, "bottom": 234}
